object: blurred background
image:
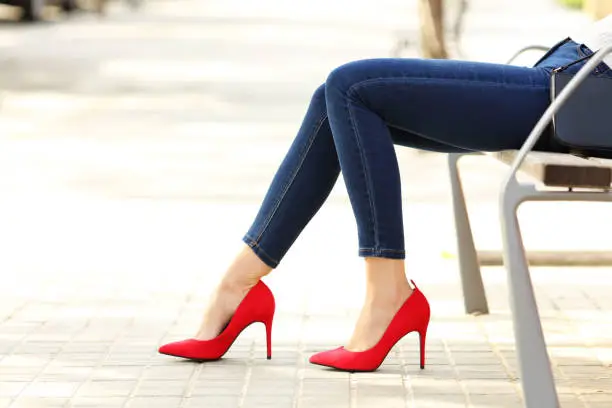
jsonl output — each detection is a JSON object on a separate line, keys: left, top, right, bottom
{"left": 0, "top": 1, "right": 611, "bottom": 407}
{"left": 0, "top": 0, "right": 606, "bottom": 254}
{"left": 0, "top": 0, "right": 610, "bottom": 331}
{"left": 0, "top": 0, "right": 601, "bottom": 203}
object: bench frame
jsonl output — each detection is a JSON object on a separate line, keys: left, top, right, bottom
{"left": 449, "top": 45, "right": 612, "bottom": 407}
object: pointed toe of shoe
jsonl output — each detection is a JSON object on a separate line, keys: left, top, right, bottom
{"left": 158, "top": 339, "right": 208, "bottom": 360}
{"left": 308, "top": 351, "right": 326, "bottom": 366}
{"left": 309, "top": 347, "right": 382, "bottom": 372}
{"left": 158, "top": 338, "right": 227, "bottom": 361}
{"left": 309, "top": 347, "right": 344, "bottom": 368}
{"left": 310, "top": 283, "right": 431, "bottom": 373}
{"left": 158, "top": 340, "right": 188, "bottom": 357}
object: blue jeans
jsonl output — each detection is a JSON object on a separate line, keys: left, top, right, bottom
{"left": 242, "top": 38, "right": 612, "bottom": 268}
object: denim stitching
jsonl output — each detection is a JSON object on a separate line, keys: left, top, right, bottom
{"left": 343, "top": 88, "right": 380, "bottom": 251}
{"left": 345, "top": 74, "right": 551, "bottom": 98}
{"left": 533, "top": 39, "right": 568, "bottom": 68}
{"left": 576, "top": 44, "right": 601, "bottom": 74}
{"left": 253, "top": 112, "right": 328, "bottom": 244}
{"left": 576, "top": 44, "right": 611, "bottom": 75}
{"left": 331, "top": 72, "right": 554, "bottom": 255}
{"left": 345, "top": 75, "right": 549, "bottom": 149}
{"left": 359, "top": 248, "right": 406, "bottom": 259}
{"left": 388, "top": 122, "right": 476, "bottom": 152}
{"left": 359, "top": 247, "right": 405, "bottom": 253}
{"left": 244, "top": 236, "right": 280, "bottom": 266}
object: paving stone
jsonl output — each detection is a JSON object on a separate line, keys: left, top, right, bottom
{"left": 242, "top": 395, "right": 294, "bottom": 407}
{"left": 190, "top": 379, "right": 243, "bottom": 396}
{"left": 469, "top": 394, "right": 522, "bottom": 408}
{"left": 456, "top": 366, "right": 510, "bottom": 380}
{"left": 462, "top": 379, "right": 518, "bottom": 395}
{"left": 9, "top": 397, "right": 68, "bottom": 407}
{"left": 185, "top": 396, "right": 241, "bottom": 407}
{"left": 0, "top": 383, "right": 28, "bottom": 398}
{"left": 301, "top": 379, "right": 350, "bottom": 396}
{"left": 133, "top": 380, "right": 187, "bottom": 397}
{"left": 20, "top": 381, "right": 79, "bottom": 398}
{"left": 69, "top": 397, "right": 126, "bottom": 407}
{"left": 76, "top": 381, "right": 136, "bottom": 397}
{"left": 0, "top": 357, "right": 45, "bottom": 369}
{"left": 141, "top": 365, "right": 194, "bottom": 380}
{"left": 298, "top": 402, "right": 348, "bottom": 408}
{"left": 0, "top": 368, "right": 41, "bottom": 382}
{"left": 12, "top": 344, "right": 64, "bottom": 355}
{"left": 90, "top": 366, "right": 143, "bottom": 381}
{"left": 582, "top": 393, "right": 612, "bottom": 403}
{"left": 62, "top": 343, "right": 113, "bottom": 354}
{"left": 126, "top": 396, "right": 183, "bottom": 408}
{"left": 355, "top": 397, "right": 405, "bottom": 408}
{"left": 410, "top": 378, "right": 464, "bottom": 395}
{"left": 411, "top": 395, "right": 467, "bottom": 408}
{"left": 38, "top": 365, "right": 94, "bottom": 382}
{"left": 245, "top": 387, "right": 296, "bottom": 397}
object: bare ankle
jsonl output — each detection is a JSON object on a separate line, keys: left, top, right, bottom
{"left": 366, "top": 286, "right": 412, "bottom": 310}
{"left": 220, "top": 245, "right": 273, "bottom": 292}
{"left": 363, "top": 258, "right": 412, "bottom": 304}
{"left": 219, "top": 275, "right": 256, "bottom": 296}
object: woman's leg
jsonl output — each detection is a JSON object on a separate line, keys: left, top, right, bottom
{"left": 324, "top": 58, "right": 552, "bottom": 350}
{"left": 194, "top": 84, "right": 336, "bottom": 339}
{"left": 197, "top": 57, "right": 554, "bottom": 344}
{"left": 325, "top": 58, "right": 551, "bottom": 259}
{"left": 195, "top": 84, "right": 465, "bottom": 340}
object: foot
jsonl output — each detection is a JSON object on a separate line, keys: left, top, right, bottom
{"left": 193, "top": 278, "right": 258, "bottom": 340}
{"left": 345, "top": 285, "right": 413, "bottom": 352}
{"left": 194, "top": 246, "right": 272, "bottom": 340}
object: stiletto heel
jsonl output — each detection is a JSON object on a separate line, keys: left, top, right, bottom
{"left": 418, "top": 329, "right": 427, "bottom": 369}
{"left": 309, "top": 280, "right": 430, "bottom": 372}
{"left": 265, "top": 318, "right": 273, "bottom": 360}
{"left": 158, "top": 280, "right": 275, "bottom": 361}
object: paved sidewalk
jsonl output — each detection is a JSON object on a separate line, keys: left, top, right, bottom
{"left": 0, "top": 0, "right": 611, "bottom": 407}
{"left": 0, "top": 201, "right": 611, "bottom": 408}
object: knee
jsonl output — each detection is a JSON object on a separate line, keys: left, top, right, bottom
{"left": 305, "top": 84, "right": 327, "bottom": 115}
{"left": 312, "top": 83, "right": 326, "bottom": 102}
{"left": 325, "top": 60, "right": 370, "bottom": 95}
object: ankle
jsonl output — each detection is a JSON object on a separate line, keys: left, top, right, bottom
{"left": 219, "top": 245, "right": 273, "bottom": 292}
{"left": 366, "top": 285, "right": 413, "bottom": 309}
{"left": 219, "top": 274, "right": 258, "bottom": 295}
{"left": 363, "top": 258, "right": 412, "bottom": 306}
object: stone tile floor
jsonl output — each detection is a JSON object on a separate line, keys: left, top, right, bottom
{"left": 0, "top": 200, "right": 611, "bottom": 408}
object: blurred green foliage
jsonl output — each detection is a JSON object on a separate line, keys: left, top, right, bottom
{"left": 558, "top": 0, "right": 583, "bottom": 8}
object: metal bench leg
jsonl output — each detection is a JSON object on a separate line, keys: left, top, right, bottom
{"left": 495, "top": 46, "right": 612, "bottom": 408}
{"left": 500, "top": 180, "right": 558, "bottom": 408}
{"left": 448, "top": 153, "right": 489, "bottom": 315}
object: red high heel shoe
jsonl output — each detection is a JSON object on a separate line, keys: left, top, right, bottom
{"left": 158, "top": 280, "right": 275, "bottom": 361}
{"left": 309, "top": 280, "right": 429, "bottom": 372}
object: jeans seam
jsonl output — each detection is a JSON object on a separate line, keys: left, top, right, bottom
{"left": 344, "top": 88, "right": 380, "bottom": 250}
{"left": 359, "top": 247, "right": 405, "bottom": 253}
{"left": 244, "top": 235, "right": 280, "bottom": 266}
{"left": 253, "top": 112, "right": 328, "bottom": 243}
{"left": 346, "top": 75, "right": 550, "bottom": 95}
{"left": 346, "top": 76, "right": 548, "bottom": 152}
{"left": 387, "top": 122, "right": 475, "bottom": 152}
{"left": 576, "top": 43, "right": 611, "bottom": 75}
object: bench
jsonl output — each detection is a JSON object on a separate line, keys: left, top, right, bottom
{"left": 448, "top": 45, "right": 612, "bottom": 407}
